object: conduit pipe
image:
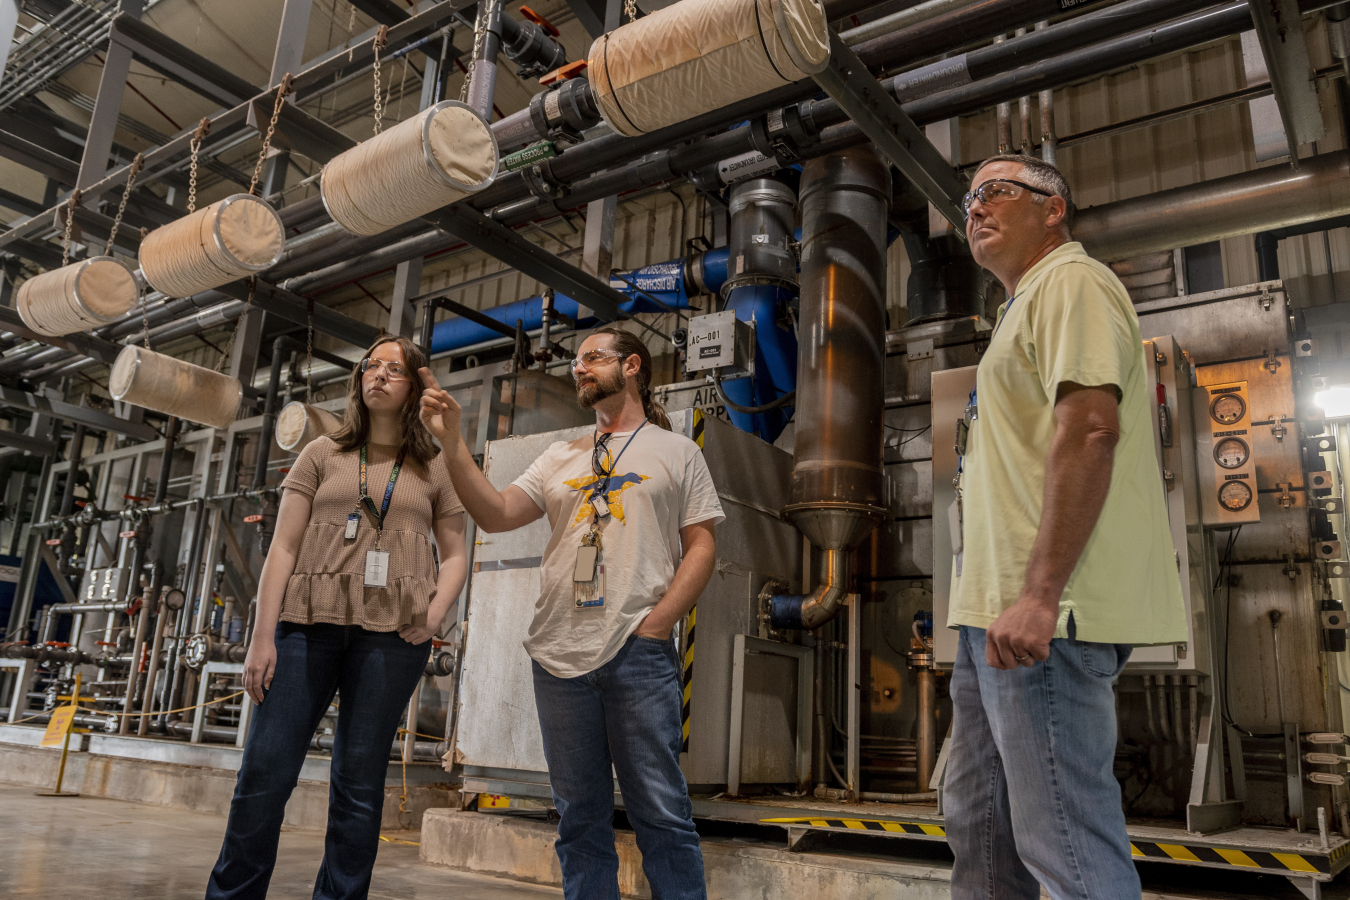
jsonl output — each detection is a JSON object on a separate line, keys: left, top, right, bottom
{"left": 1074, "top": 149, "right": 1350, "bottom": 261}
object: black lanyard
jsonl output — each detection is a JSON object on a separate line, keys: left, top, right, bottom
{"left": 358, "top": 445, "right": 403, "bottom": 534}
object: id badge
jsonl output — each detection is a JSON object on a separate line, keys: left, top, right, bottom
{"left": 577, "top": 564, "right": 605, "bottom": 608}
{"left": 948, "top": 496, "right": 963, "bottom": 577}
{"left": 574, "top": 545, "right": 598, "bottom": 582}
{"left": 364, "top": 550, "right": 390, "bottom": 587}
{"left": 345, "top": 513, "right": 360, "bottom": 540}
{"left": 592, "top": 493, "right": 611, "bottom": 519}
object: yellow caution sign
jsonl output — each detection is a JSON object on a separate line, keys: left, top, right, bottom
{"left": 40, "top": 704, "right": 76, "bottom": 748}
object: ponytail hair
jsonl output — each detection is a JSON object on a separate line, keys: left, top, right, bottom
{"left": 590, "top": 325, "right": 672, "bottom": 431}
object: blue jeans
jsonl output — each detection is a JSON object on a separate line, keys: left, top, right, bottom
{"left": 205, "top": 622, "right": 430, "bottom": 900}
{"left": 946, "top": 623, "right": 1136, "bottom": 900}
{"left": 532, "top": 634, "right": 705, "bottom": 900}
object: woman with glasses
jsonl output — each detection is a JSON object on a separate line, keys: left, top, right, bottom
{"left": 205, "top": 335, "right": 468, "bottom": 900}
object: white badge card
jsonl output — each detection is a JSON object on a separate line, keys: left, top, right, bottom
{"left": 345, "top": 513, "right": 360, "bottom": 540}
{"left": 592, "top": 492, "right": 611, "bottom": 519}
{"left": 364, "top": 550, "right": 390, "bottom": 587}
{"left": 574, "top": 545, "right": 598, "bottom": 583}
{"left": 577, "top": 564, "right": 606, "bottom": 609}
{"left": 948, "top": 497, "right": 963, "bottom": 578}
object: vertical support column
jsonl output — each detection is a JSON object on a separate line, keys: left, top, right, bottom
{"left": 576, "top": 0, "right": 623, "bottom": 323}
{"left": 229, "top": 308, "right": 265, "bottom": 403}
{"left": 466, "top": 0, "right": 503, "bottom": 120}
{"left": 269, "top": 0, "right": 312, "bottom": 88}
{"left": 389, "top": 257, "right": 422, "bottom": 339}
{"left": 925, "top": 119, "right": 960, "bottom": 240}
{"left": 846, "top": 594, "right": 860, "bottom": 800}
{"left": 75, "top": 0, "right": 146, "bottom": 200}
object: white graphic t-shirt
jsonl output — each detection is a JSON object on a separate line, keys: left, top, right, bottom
{"left": 512, "top": 423, "right": 725, "bottom": 678}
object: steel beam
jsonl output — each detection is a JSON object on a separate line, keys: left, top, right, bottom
{"left": 0, "top": 386, "right": 159, "bottom": 441}
{"left": 0, "top": 429, "right": 57, "bottom": 456}
{"left": 0, "top": 129, "right": 79, "bottom": 184}
{"left": 811, "top": 33, "right": 967, "bottom": 231}
{"left": 427, "top": 205, "right": 632, "bottom": 323}
{"left": 212, "top": 280, "right": 381, "bottom": 349}
{"left": 109, "top": 15, "right": 257, "bottom": 108}
{"left": 351, "top": 0, "right": 411, "bottom": 24}
{"left": 1249, "top": 0, "right": 1326, "bottom": 155}
{"left": 0, "top": 305, "right": 129, "bottom": 368}
{"left": 269, "top": 0, "right": 314, "bottom": 89}
{"left": 75, "top": 0, "right": 145, "bottom": 198}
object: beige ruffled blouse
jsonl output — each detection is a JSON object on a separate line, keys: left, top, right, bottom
{"left": 278, "top": 437, "right": 463, "bottom": 631}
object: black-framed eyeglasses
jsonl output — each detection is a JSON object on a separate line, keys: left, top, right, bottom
{"left": 961, "top": 178, "right": 1054, "bottom": 218}
{"left": 359, "top": 358, "right": 411, "bottom": 381}
{"left": 592, "top": 432, "right": 615, "bottom": 479}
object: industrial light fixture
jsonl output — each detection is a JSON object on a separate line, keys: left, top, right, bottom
{"left": 1313, "top": 384, "right": 1350, "bottom": 420}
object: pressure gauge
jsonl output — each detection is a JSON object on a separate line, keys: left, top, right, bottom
{"left": 1210, "top": 393, "right": 1246, "bottom": 426}
{"left": 1213, "top": 437, "right": 1250, "bottom": 469}
{"left": 1218, "top": 480, "right": 1253, "bottom": 512}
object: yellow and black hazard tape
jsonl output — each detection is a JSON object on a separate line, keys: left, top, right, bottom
{"left": 1128, "top": 839, "right": 1330, "bottom": 875}
{"left": 681, "top": 605, "right": 696, "bottom": 753}
{"left": 691, "top": 408, "right": 706, "bottom": 449}
{"left": 763, "top": 817, "right": 1341, "bottom": 876}
{"left": 763, "top": 817, "right": 946, "bottom": 837}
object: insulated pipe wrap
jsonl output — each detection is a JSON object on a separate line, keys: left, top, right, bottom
{"left": 321, "top": 100, "right": 500, "bottom": 236}
{"left": 139, "top": 194, "right": 285, "bottom": 298}
{"left": 588, "top": 0, "right": 829, "bottom": 137}
{"left": 108, "top": 345, "right": 242, "bottom": 430}
{"left": 275, "top": 401, "right": 342, "bottom": 453}
{"left": 16, "top": 257, "right": 138, "bottom": 336}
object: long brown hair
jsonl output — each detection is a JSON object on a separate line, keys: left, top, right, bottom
{"left": 330, "top": 334, "right": 439, "bottom": 466}
{"left": 590, "top": 325, "right": 671, "bottom": 431}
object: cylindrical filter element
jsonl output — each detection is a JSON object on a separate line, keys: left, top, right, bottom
{"left": 787, "top": 146, "right": 889, "bottom": 551}
{"left": 723, "top": 176, "right": 797, "bottom": 295}
{"left": 108, "top": 345, "right": 242, "bottom": 430}
{"left": 587, "top": 0, "right": 829, "bottom": 138}
{"left": 139, "top": 194, "right": 285, "bottom": 298}
{"left": 274, "top": 401, "right": 342, "bottom": 453}
{"left": 321, "top": 100, "right": 499, "bottom": 236}
{"left": 16, "top": 257, "right": 138, "bottom": 336}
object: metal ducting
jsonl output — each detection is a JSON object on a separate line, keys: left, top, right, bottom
{"left": 774, "top": 146, "right": 890, "bottom": 630}
{"left": 1075, "top": 149, "right": 1350, "bottom": 262}
{"left": 723, "top": 176, "right": 799, "bottom": 296}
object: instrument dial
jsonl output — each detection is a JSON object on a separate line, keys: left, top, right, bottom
{"left": 1218, "top": 480, "right": 1253, "bottom": 512}
{"left": 1213, "top": 437, "right": 1250, "bottom": 470}
{"left": 1210, "top": 393, "right": 1246, "bottom": 425}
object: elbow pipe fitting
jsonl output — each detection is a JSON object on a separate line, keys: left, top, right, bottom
{"left": 770, "top": 549, "right": 851, "bottom": 630}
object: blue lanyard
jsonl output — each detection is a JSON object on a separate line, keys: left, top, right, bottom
{"left": 358, "top": 445, "right": 403, "bottom": 532}
{"left": 592, "top": 419, "right": 646, "bottom": 499}
{"left": 958, "top": 295, "right": 1016, "bottom": 478}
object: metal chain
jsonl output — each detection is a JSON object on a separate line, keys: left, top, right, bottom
{"left": 106, "top": 153, "right": 144, "bottom": 257}
{"left": 372, "top": 25, "right": 389, "bottom": 136}
{"left": 138, "top": 282, "right": 152, "bottom": 350}
{"left": 460, "top": 0, "right": 496, "bottom": 103}
{"left": 346, "top": 1, "right": 358, "bottom": 61}
{"left": 214, "top": 278, "right": 256, "bottom": 373}
{"left": 249, "top": 75, "right": 292, "bottom": 197}
{"left": 625, "top": 0, "right": 637, "bottom": 22}
{"left": 187, "top": 117, "right": 210, "bottom": 214}
{"left": 60, "top": 189, "right": 81, "bottom": 268}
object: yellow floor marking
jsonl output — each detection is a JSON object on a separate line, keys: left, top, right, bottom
{"left": 1213, "top": 848, "right": 1260, "bottom": 868}
{"left": 880, "top": 822, "right": 908, "bottom": 833}
{"left": 1156, "top": 844, "right": 1202, "bottom": 862}
{"left": 1271, "top": 852, "right": 1318, "bottom": 873}
{"left": 841, "top": 819, "right": 867, "bottom": 829}
{"left": 918, "top": 824, "right": 946, "bottom": 836}
{"left": 1130, "top": 844, "right": 1144, "bottom": 857}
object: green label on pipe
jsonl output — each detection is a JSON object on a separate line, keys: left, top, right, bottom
{"left": 503, "top": 141, "right": 558, "bottom": 172}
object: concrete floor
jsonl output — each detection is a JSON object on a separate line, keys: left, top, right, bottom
{"left": 0, "top": 785, "right": 560, "bottom": 899}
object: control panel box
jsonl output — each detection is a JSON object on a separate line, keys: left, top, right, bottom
{"left": 80, "top": 567, "right": 130, "bottom": 604}
{"left": 1196, "top": 381, "right": 1261, "bottom": 527}
{"left": 684, "top": 310, "right": 755, "bottom": 377}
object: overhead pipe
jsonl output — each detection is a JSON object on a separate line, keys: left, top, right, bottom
{"left": 1074, "top": 149, "right": 1350, "bottom": 262}
{"left": 771, "top": 147, "right": 890, "bottom": 631}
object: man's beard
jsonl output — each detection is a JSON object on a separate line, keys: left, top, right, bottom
{"left": 577, "top": 367, "right": 625, "bottom": 409}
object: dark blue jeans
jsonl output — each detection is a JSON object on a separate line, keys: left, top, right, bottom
{"left": 205, "top": 622, "right": 430, "bottom": 900}
{"left": 532, "top": 634, "right": 706, "bottom": 900}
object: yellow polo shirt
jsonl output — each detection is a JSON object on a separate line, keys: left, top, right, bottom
{"left": 949, "top": 242, "right": 1186, "bottom": 645}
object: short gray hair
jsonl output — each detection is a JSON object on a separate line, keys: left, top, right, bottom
{"left": 973, "top": 153, "right": 1076, "bottom": 232}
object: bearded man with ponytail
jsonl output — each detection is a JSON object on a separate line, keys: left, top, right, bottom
{"left": 419, "top": 326, "right": 722, "bottom": 900}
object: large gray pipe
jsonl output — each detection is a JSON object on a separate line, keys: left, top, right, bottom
{"left": 1075, "top": 149, "right": 1350, "bottom": 262}
{"left": 772, "top": 147, "right": 890, "bottom": 631}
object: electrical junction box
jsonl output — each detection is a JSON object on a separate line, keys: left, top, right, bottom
{"left": 1197, "top": 380, "right": 1261, "bottom": 527}
{"left": 684, "top": 310, "right": 755, "bottom": 378}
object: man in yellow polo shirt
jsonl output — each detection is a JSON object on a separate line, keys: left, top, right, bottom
{"left": 946, "top": 154, "right": 1186, "bottom": 900}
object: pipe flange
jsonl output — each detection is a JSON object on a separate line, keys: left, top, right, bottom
{"left": 907, "top": 650, "right": 934, "bottom": 670}
{"left": 520, "top": 160, "right": 569, "bottom": 201}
